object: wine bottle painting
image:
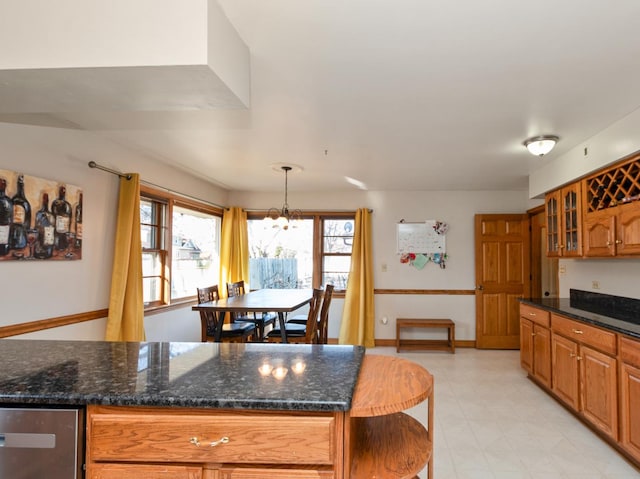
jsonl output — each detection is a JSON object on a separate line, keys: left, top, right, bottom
{"left": 0, "top": 169, "right": 82, "bottom": 261}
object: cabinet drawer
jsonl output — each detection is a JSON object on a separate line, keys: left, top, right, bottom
{"left": 520, "top": 304, "right": 550, "bottom": 327}
{"left": 621, "top": 336, "right": 640, "bottom": 368}
{"left": 89, "top": 410, "right": 335, "bottom": 465}
{"left": 89, "top": 464, "right": 202, "bottom": 479}
{"left": 551, "top": 314, "right": 617, "bottom": 355}
{"left": 219, "top": 466, "right": 334, "bottom": 478}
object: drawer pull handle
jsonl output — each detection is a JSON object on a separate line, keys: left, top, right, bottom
{"left": 571, "top": 329, "right": 584, "bottom": 335}
{"left": 209, "top": 436, "right": 230, "bottom": 447}
{"left": 190, "top": 436, "right": 230, "bottom": 448}
{"left": 528, "top": 313, "right": 536, "bottom": 317}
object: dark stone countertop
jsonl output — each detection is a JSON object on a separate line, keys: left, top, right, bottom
{"left": 0, "top": 340, "right": 365, "bottom": 412}
{"left": 520, "top": 297, "right": 640, "bottom": 340}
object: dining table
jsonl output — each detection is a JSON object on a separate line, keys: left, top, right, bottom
{"left": 192, "top": 288, "right": 314, "bottom": 343}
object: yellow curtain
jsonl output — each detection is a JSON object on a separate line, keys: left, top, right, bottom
{"left": 105, "top": 173, "right": 145, "bottom": 341}
{"left": 339, "top": 208, "right": 375, "bottom": 347}
{"left": 219, "top": 207, "right": 249, "bottom": 297}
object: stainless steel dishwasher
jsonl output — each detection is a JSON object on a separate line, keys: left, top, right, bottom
{"left": 0, "top": 407, "right": 84, "bottom": 478}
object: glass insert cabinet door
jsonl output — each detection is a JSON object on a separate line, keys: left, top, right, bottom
{"left": 545, "top": 184, "right": 582, "bottom": 257}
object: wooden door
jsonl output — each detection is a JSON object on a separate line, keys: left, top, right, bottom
{"left": 617, "top": 203, "right": 640, "bottom": 255}
{"left": 583, "top": 209, "right": 616, "bottom": 256}
{"left": 551, "top": 333, "right": 580, "bottom": 410}
{"left": 560, "top": 184, "right": 583, "bottom": 257}
{"left": 533, "top": 324, "right": 551, "bottom": 388}
{"left": 545, "top": 191, "right": 561, "bottom": 257}
{"left": 580, "top": 345, "right": 618, "bottom": 440}
{"left": 621, "top": 362, "right": 640, "bottom": 463}
{"left": 520, "top": 319, "right": 534, "bottom": 373}
{"left": 475, "top": 214, "right": 529, "bottom": 349}
{"left": 530, "top": 207, "right": 558, "bottom": 298}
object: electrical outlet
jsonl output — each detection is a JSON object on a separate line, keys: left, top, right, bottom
{"left": 592, "top": 281, "right": 600, "bottom": 289}
{"left": 381, "top": 263, "right": 387, "bottom": 272}
{"left": 559, "top": 265, "right": 566, "bottom": 274}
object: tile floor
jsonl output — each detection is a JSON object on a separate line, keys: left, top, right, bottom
{"left": 373, "top": 347, "right": 640, "bottom": 479}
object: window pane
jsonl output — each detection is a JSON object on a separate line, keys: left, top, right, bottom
{"left": 248, "top": 219, "right": 313, "bottom": 289}
{"left": 143, "top": 277, "right": 161, "bottom": 303}
{"left": 323, "top": 219, "right": 354, "bottom": 253}
{"left": 141, "top": 224, "right": 158, "bottom": 249}
{"left": 171, "top": 206, "right": 220, "bottom": 300}
{"left": 142, "top": 251, "right": 162, "bottom": 276}
{"left": 323, "top": 255, "right": 351, "bottom": 290}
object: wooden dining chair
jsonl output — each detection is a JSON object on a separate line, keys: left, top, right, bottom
{"left": 226, "top": 280, "right": 276, "bottom": 341}
{"left": 265, "top": 288, "right": 323, "bottom": 344}
{"left": 287, "top": 284, "right": 334, "bottom": 344}
{"left": 196, "top": 285, "right": 256, "bottom": 343}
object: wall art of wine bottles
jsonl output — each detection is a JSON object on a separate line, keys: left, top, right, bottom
{"left": 0, "top": 169, "right": 82, "bottom": 261}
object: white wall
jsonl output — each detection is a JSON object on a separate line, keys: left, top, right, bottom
{"left": 230, "top": 189, "right": 535, "bottom": 341}
{"left": 0, "top": 122, "right": 227, "bottom": 341}
{"left": 529, "top": 102, "right": 640, "bottom": 302}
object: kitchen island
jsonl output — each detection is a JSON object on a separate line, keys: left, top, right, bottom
{"left": 0, "top": 340, "right": 433, "bottom": 479}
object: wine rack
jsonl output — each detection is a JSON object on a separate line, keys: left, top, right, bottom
{"left": 585, "top": 158, "right": 640, "bottom": 213}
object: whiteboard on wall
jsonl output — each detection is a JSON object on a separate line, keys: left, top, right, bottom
{"left": 397, "top": 221, "right": 446, "bottom": 254}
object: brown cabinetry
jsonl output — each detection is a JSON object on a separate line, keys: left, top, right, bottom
{"left": 86, "top": 356, "right": 433, "bottom": 479}
{"left": 583, "top": 154, "right": 640, "bottom": 257}
{"left": 545, "top": 184, "right": 582, "bottom": 257}
{"left": 520, "top": 304, "right": 551, "bottom": 388}
{"left": 620, "top": 336, "right": 640, "bottom": 464}
{"left": 550, "top": 314, "right": 618, "bottom": 440}
{"left": 583, "top": 202, "right": 640, "bottom": 256}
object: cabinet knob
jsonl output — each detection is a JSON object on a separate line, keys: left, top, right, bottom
{"left": 615, "top": 239, "right": 623, "bottom": 244}
{"left": 606, "top": 241, "right": 613, "bottom": 246}
{"left": 531, "top": 333, "right": 536, "bottom": 337}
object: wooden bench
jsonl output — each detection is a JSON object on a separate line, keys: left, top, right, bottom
{"left": 396, "top": 318, "right": 455, "bottom": 353}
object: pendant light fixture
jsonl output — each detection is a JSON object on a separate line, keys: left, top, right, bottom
{"left": 265, "top": 166, "right": 302, "bottom": 230}
{"left": 523, "top": 135, "right": 559, "bottom": 157}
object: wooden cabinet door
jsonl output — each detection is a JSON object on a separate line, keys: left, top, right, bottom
{"left": 552, "top": 333, "right": 580, "bottom": 410}
{"left": 583, "top": 209, "right": 616, "bottom": 257}
{"left": 220, "top": 467, "right": 334, "bottom": 478}
{"left": 579, "top": 346, "right": 618, "bottom": 440}
{"left": 545, "top": 190, "right": 561, "bottom": 257}
{"left": 89, "top": 464, "right": 203, "bottom": 479}
{"left": 533, "top": 324, "right": 551, "bottom": 389}
{"left": 520, "top": 318, "right": 534, "bottom": 374}
{"left": 561, "top": 184, "right": 583, "bottom": 257}
{"left": 617, "top": 203, "right": 640, "bottom": 255}
{"left": 621, "top": 362, "right": 640, "bottom": 463}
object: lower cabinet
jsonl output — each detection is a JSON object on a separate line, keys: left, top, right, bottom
{"left": 621, "top": 337, "right": 640, "bottom": 464}
{"left": 551, "top": 333, "right": 580, "bottom": 410}
{"left": 86, "top": 406, "right": 340, "bottom": 479}
{"left": 90, "top": 464, "right": 203, "bottom": 479}
{"left": 551, "top": 314, "right": 618, "bottom": 440}
{"left": 520, "top": 304, "right": 551, "bottom": 388}
{"left": 521, "top": 303, "right": 640, "bottom": 468}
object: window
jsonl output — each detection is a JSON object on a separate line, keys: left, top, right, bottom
{"left": 141, "top": 186, "right": 222, "bottom": 309}
{"left": 247, "top": 212, "right": 354, "bottom": 293}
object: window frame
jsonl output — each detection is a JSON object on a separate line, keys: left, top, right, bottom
{"left": 247, "top": 211, "right": 355, "bottom": 297}
{"left": 140, "top": 185, "right": 223, "bottom": 312}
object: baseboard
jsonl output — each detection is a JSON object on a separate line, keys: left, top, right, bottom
{"left": 327, "top": 338, "right": 477, "bottom": 348}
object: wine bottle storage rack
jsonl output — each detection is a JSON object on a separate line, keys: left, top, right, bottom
{"left": 585, "top": 158, "right": 640, "bottom": 213}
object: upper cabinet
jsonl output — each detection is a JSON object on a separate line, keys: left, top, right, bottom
{"left": 582, "top": 155, "right": 640, "bottom": 257}
{"left": 545, "top": 152, "right": 640, "bottom": 258}
{"left": 545, "top": 183, "right": 582, "bottom": 257}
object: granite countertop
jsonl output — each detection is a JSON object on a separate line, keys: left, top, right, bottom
{"left": 520, "top": 297, "right": 640, "bottom": 340}
{"left": 0, "top": 340, "right": 366, "bottom": 412}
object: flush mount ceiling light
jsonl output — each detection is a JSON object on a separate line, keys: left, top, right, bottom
{"left": 265, "top": 165, "right": 302, "bottom": 230}
{"left": 523, "top": 135, "right": 559, "bottom": 157}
